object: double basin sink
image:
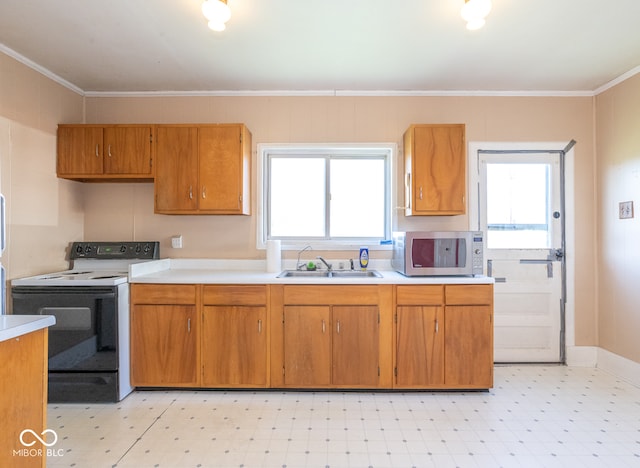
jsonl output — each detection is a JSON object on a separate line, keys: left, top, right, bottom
{"left": 277, "top": 269, "right": 383, "bottom": 279}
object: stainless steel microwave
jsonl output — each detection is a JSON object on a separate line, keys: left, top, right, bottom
{"left": 392, "top": 231, "right": 484, "bottom": 276}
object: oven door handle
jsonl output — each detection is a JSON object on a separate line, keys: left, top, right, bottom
{"left": 11, "top": 288, "right": 118, "bottom": 298}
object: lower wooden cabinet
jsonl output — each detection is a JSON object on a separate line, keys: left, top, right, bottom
{"left": 129, "top": 282, "right": 492, "bottom": 390}
{"left": 0, "top": 329, "right": 48, "bottom": 468}
{"left": 131, "top": 304, "right": 199, "bottom": 386}
{"left": 444, "top": 305, "right": 493, "bottom": 388}
{"left": 394, "top": 284, "right": 493, "bottom": 389}
{"left": 274, "top": 285, "right": 392, "bottom": 389}
{"left": 396, "top": 305, "right": 445, "bottom": 387}
{"left": 202, "top": 284, "right": 268, "bottom": 387}
{"left": 332, "top": 306, "right": 380, "bottom": 387}
{"left": 282, "top": 304, "right": 380, "bottom": 388}
{"left": 130, "top": 284, "right": 199, "bottom": 387}
{"left": 283, "top": 306, "right": 331, "bottom": 386}
{"left": 444, "top": 283, "right": 493, "bottom": 388}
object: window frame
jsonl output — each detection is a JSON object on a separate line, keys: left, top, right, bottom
{"left": 257, "top": 143, "right": 395, "bottom": 250}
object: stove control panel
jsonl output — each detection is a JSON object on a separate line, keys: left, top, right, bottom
{"left": 70, "top": 241, "right": 160, "bottom": 260}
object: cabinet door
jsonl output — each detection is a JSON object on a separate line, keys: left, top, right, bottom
{"left": 0, "top": 329, "right": 47, "bottom": 468}
{"left": 104, "top": 126, "right": 153, "bottom": 176}
{"left": 283, "top": 306, "right": 331, "bottom": 386}
{"left": 131, "top": 304, "right": 199, "bottom": 386}
{"left": 154, "top": 126, "right": 199, "bottom": 212}
{"left": 57, "top": 126, "right": 104, "bottom": 176}
{"left": 407, "top": 124, "right": 465, "bottom": 215}
{"left": 198, "top": 125, "right": 245, "bottom": 213}
{"left": 202, "top": 305, "right": 267, "bottom": 387}
{"left": 395, "top": 306, "right": 444, "bottom": 387}
{"left": 332, "top": 306, "right": 379, "bottom": 387}
{"left": 444, "top": 305, "right": 493, "bottom": 388}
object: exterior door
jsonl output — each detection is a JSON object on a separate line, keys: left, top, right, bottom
{"left": 478, "top": 151, "right": 564, "bottom": 363}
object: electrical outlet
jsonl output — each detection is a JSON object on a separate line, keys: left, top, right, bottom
{"left": 619, "top": 201, "right": 634, "bottom": 219}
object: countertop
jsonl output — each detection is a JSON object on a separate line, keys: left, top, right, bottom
{"left": 0, "top": 315, "right": 56, "bottom": 342}
{"left": 129, "top": 259, "right": 495, "bottom": 285}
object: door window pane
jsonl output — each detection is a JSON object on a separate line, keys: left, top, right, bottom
{"left": 486, "top": 163, "right": 550, "bottom": 249}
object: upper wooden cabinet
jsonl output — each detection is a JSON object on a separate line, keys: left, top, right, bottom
{"left": 403, "top": 124, "right": 466, "bottom": 216}
{"left": 57, "top": 124, "right": 154, "bottom": 181}
{"left": 154, "top": 124, "right": 251, "bottom": 215}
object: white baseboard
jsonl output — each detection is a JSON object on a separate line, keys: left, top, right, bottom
{"left": 596, "top": 348, "right": 640, "bottom": 388}
{"left": 566, "top": 345, "right": 598, "bottom": 367}
{"left": 567, "top": 346, "right": 640, "bottom": 387}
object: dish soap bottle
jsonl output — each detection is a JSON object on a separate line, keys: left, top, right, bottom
{"left": 359, "top": 247, "right": 369, "bottom": 270}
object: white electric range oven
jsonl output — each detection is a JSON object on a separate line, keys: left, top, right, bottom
{"left": 11, "top": 241, "right": 159, "bottom": 403}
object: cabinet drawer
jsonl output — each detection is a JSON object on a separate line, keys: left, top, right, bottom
{"left": 396, "top": 285, "right": 443, "bottom": 305}
{"left": 445, "top": 284, "right": 493, "bottom": 305}
{"left": 131, "top": 284, "right": 197, "bottom": 305}
{"left": 203, "top": 285, "right": 267, "bottom": 305}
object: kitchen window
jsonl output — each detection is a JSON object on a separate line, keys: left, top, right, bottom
{"left": 258, "top": 144, "right": 393, "bottom": 248}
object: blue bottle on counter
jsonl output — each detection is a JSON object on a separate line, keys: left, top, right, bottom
{"left": 359, "top": 247, "right": 369, "bottom": 270}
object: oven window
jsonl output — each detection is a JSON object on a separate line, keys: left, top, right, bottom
{"left": 411, "top": 238, "right": 467, "bottom": 268}
{"left": 40, "top": 307, "right": 92, "bottom": 330}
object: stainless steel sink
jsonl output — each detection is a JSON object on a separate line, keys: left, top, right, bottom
{"left": 330, "top": 270, "right": 382, "bottom": 278}
{"left": 276, "top": 270, "right": 330, "bottom": 278}
{"left": 277, "top": 269, "right": 382, "bottom": 278}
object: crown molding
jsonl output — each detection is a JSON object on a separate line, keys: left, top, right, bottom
{"left": 593, "top": 65, "right": 640, "bottom": 95}
{"left": 2, "top": 44, "right": 637, "bottom": 98}
{"left": 0, "top": 44, "right": 84, "bottom": 96}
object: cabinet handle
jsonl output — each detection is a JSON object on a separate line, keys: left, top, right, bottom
{"left": 95, "top": 144, "right": 100, "bottom": 157}
{"left": 202, "top": 186, "right": 206, "bottom": 199}
{"left": 336, "top": 320, "right": 341, "bottom": 334}
{"left": 258, "top": 319, "right": 262, "bottom": 334}
{"left": 108, "top": 144, "right": 113, "bottom": 157}
{"left": 189, "top": 185, "right": 193, "bottom": 200}
{"left": 419, "top": 186, "right": 423, "bottom": 200}
{"left": 435, "top": 319, "right": 439, "bottom": 334}
{"left": 187, "top": 318, "right": 191, "bottom": 333}
{"left": 322, "top": 320, "right": 326, "bottom": 334}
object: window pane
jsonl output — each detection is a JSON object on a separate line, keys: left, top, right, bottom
{"left": 269, "top": 158, "right": 325, "bottom": 237}
{"left": 329, "top": 159, "right": 385, "bottom": 238}
{"left": 486, "top": 163, "right": 550, "bottom": 249}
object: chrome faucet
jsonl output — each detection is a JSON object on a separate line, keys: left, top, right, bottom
{"left": 316, "top": 256, "right": 332, "bottom": 271}
{"left": 296, "top": 245, "right": 312, "bottom": 270}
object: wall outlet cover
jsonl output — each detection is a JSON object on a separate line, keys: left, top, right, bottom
{"left": 619, "top": 201, "right": 634, "bottom": 219}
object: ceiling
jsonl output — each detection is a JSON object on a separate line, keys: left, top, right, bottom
{"left": 1, "top": 0, "right": 639, "bottom": 96}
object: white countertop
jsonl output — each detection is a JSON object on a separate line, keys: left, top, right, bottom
{"left": 0, "top": 315, "right": 56, "bottom": 342}
{"left": 129, "top": 259, "right": 495, "bottom": 285}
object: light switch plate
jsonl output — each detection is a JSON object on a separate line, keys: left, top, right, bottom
{"left": 171, "top": 235, "right": 183, "bottom": 248}
{"left": 619, "top": 201, "right": 634, "bottom": 219}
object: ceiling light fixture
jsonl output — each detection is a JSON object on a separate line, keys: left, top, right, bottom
{"left": 461, "top": 0, "right": 492, "bottom": 30}
{"left": 202, "top": 0, "right": 231, "bottom": 32}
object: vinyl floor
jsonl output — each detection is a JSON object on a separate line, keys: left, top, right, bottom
{"left": 46, "top": 365, "right": 640, "bottom": 467}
